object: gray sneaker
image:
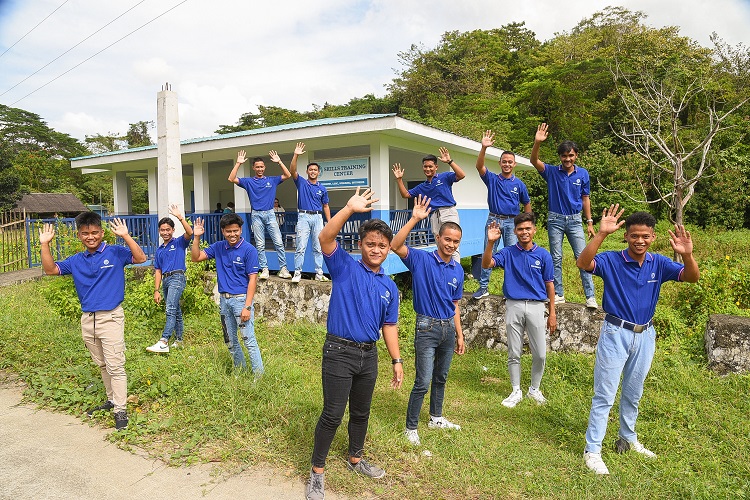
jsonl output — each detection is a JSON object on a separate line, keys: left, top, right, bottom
{"left": 305, "top": 470, "right": 325, "bottom": 500}
{"left": 278, "top": 266, "right": 292, "bottom": 279}
{"left": 348, "top": 458, "right": 385, "bottom": 479}
{"left": 314, "top": 272, "right": 330, "bottom": 282}
{"left": 258, "top": 268, "right": 269, "bottom": 280}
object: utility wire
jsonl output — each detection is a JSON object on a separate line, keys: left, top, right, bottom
{"left": 0, "top": 0, "right": 71, "bottom": 60}
{"left": 10, "top": 0, "right": 188, "bottom": 106}
{"left": 2, "top": 0, "right": 147, "bottom": 98}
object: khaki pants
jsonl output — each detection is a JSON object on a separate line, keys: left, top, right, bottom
{"left": 80, "top": 305, "right": 127, "bottom": 412}
{"left": 429, "top": 206, "right": 460, "bottom": 262}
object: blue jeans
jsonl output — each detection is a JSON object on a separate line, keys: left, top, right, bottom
{"left": 479, "top": 215, "right": 517, "bottom": 290}
{"left": 547, "top": 211, "right": 595, "bottom": 298}
{"left": 294, "top": 212, "right": 324, "bottom": 272}
{"left": 160, "top": 272, "right": 186, "bottom": 341}
{"left": 219, "top": 295, "right": 263, "bottom": 374}
{"left": 251, "top": 209, "right": 287, "bottom": 269}
{"left": 311, "top": 339, "right": 378, "bottom": 468}
{"left": 584, "top": 321, "right": 656, "bottom": 454}
{"left": 406, "top": 314, "right": 456, "bottom": 430}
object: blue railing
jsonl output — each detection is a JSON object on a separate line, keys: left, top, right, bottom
{"left": 389, "top": 209, "right": 434, "bottom": 246}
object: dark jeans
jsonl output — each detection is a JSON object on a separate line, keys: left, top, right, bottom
{"left": 406, "top": 314, "right": 456, "bottom": 430}
{"left": 311, "top": 338, "right": 378, "bottom": 468}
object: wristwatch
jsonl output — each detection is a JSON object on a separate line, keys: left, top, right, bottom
{"left": 244, "top": 305, "right": 252, "bottom": 311}
{"left": 392, "top": 358, "right": 403, "bottom": 365}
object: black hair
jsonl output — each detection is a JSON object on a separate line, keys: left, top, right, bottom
{"left": 216, "top": 202, "right": 222, "bottom": 209}
{"left": 438, "top": 221, "right": 462, "bottom": 235}
{"left": 158, "top": 217, "right": 175, "bottom": 228}
{"left": 75, "top": 211, "right": 102, "bottom": 229}
{"left": 500, "top": 151, "right": 516, "bottom": 159}
{"left": 220, "top": 213, "right": 243, "bottom": 229}
{"left": 307, "top": 162, "right": 320, "bottom": 170}
{"left": 422, "top": 154, "right": 438, "bottom": 165}
{"left": 359, "top": 219, "right": 393, "bottom": 243}
{"left": 514, "top": 212, "right": 536, "bottom": 226}
{"left": 252, "top": 157, "right": 264, "bottom": 164}
{"left": 557, "top": 140, "right": 579, "bottom": 155}
{"left": 624, "top": 211, "right": 656, "bottom": 230}
{"left": 227, "top": 202, "right": 235, "bottom": 208}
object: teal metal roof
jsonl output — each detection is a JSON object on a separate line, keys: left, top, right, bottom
{"left": 71, "top": 114, "right": 396, "bottom": 161}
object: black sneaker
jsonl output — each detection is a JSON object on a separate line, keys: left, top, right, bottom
{"left": 86, "top": 400, "right": 114, "bottom": 416}
{"left": 347, "top": 458, "right": 385, "bottom": 479}
{"left": 114, "top": 410, "right": 129, "bottom": 430}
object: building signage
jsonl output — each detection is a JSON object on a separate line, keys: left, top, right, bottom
{"left": 317, "top": 157, "right": 369, "bottom": 189}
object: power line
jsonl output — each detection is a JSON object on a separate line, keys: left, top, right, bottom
{"left": 10, "top": 0, "right": 189, "bottom": 106}
{"left": 1, "top": 0, "right": 148, "bottom": 98}
{"left": 0, "top": 0, "right": 71, "bottom": 60}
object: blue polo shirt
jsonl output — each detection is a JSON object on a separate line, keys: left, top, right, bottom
{"left": 402, "top": 247, "right": 463, "bottom": 320}
{"left": 294, "top": 176, "right": 329, "bottom": 211}
{"left": 204, "top": 238, "right": 259, "bottom": 294}
{"left": 539, "top": 163, "right": 591, "bottom": 215}
{"left": 481, "top": 172, "right": 530, "bottom": 215}
{"left": 491, "top": 243, "right": 553, "bottom": 301}
{"left": 56, "top": 242, "right": 133, "bottom": 312}
{"left": 323, "top": 243, "right": 399, "bottom": 342}
{"left": 237, "top": 175, "right": 283, "bottom": 211}
{"left": 590, "top": 250, "right": 684, "bottom": 324}
{"left": 407, "top": 171, "right": 457, "bottom": 209}
{"left": 154, "top": 236, "right": 190, "bottom": 273}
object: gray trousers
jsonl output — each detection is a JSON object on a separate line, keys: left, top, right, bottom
{"left": 505, "top": 299, "right": 547, "bottom": 389}
{"left": 429, "top": 206, "right": 460, "bottom": 261}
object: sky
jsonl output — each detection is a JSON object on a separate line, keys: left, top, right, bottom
{"left": 1, "top": 0, "right": 749, "bottom": 143}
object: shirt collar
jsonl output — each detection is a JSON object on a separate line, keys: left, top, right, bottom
{"left": 357, "top": 259, "right": 384, "bottom": 276}
{"left": 620, "top": 249, "right": 654, "bottom": 263}
{"left": 430, "top": 249, "right": 456, "bottom": 267}
{"left": 557, "top": 164, "right": 579, "bottom": 174}
{"left": 514, "top": 242, "right": 538, "bottom": 252}
{"left": 159, "top": 237, "right": 175, "bottom": 249}
{"left": 224, "top": 238, "right": 245, "bottom": 249}
{"left": 84, "top": 241, "right": 106, "bottom": 256}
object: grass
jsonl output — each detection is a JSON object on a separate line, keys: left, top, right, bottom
{"left": 1, "top": 273, "right": 749, "bottom": 498}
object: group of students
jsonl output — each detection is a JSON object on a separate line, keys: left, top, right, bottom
{"left": 37, "top": 123, "right": 699, "bottom": 500}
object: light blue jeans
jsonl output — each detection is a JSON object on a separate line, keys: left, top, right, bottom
{"left": 294, "top": 212, "right": 324, "bottom": 272}
{"left": 219, "top": 295, "right": 264, "bottom": 374}
{"left": 160, "top": 272, "right": 186, "bottom": 341}
{"left": 251, "top": 209, "right": 287, "bottom": 270}
{"left": 584, "top": 321, "right": 656, "bottom": 454}
{"left": 406, "top": 314, "right": 456, "bottom": 430}
{"left": 479, "top": 215, "right": 517, "bottom": 290}
{"left": 546, "top": 211, "right": 595, "bottom": 298}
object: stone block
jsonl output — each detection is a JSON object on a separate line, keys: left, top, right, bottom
{"left": 705, "top": 314, "right": 750, "bottom": 375}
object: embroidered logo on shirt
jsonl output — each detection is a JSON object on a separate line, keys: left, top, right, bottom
{"left": 448, "top": 277, "right": 458, "bottom": 289}
{"left": 531, "top": 259, "right": 542, "bottom": 269}
{"left": 101, "top": 258, "right": 113, "bottom": 269}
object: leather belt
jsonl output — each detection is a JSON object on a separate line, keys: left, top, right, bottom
{"left": 489, "top": 213, "right": 516, "bottom": 219}
{"left": 326, "top": 333, "right": 375, "bottom": 350}
{"left": 299, "top": 210, "right": 321, "bottom": 214}
{"left": 162, "top": 269, "right": 185, "bottom": 278}
{"left": 220, "top": 292, "right": 245, "bottom": 299}
{"left": 605, "top": 314, "right": 653, "bottom": 333}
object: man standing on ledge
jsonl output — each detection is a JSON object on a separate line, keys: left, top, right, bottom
{"left": 392, "top": 147, "right": 465, "bottom": 262}
{"left": 530, "top": 123, "right": 598, "bottom": 308}
{"left": 228, "top": 149, "right": 292, "bottom": 280}
{"left": 577, "top": 205, "right": 699, "bottom": 475}
{"left": 473, "top": 130, "right": 531, "bottom": 299}
{"left": 290, "top": 142, "right": 331, "bottom": 283}
{"left": 305, "top": 188, "right": 403, "bottom": 500}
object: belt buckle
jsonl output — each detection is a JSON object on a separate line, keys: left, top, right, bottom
{"left": 633, "top": 324, "right": 645, "bottom": 333}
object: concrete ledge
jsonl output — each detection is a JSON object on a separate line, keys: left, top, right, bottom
{"left": 705, "top": 314, "right": 750, "bottom": 375}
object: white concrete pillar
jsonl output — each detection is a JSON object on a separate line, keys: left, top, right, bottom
{"left": 193, "top": 161, "right": 210, "bottom": 213}
{"left": 156, "top": 83, "right": 186, "bottom": 225}
{"left": 113, "top": 171, "right": 131, "bottom": 215}
{"left": 369, "top": 139, "right": 391, "bottom": 222}
{"left": 147, "top": 167, "right": 158, "bottom": 214}
{"left": 232, "top": 161, "right": 251, "bottom": 213}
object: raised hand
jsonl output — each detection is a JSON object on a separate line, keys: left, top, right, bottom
{"left": 668, "top": 224, "right": 693, "bottom": 255}
{"left": 411, "top": 194, "right": 432, "bottom": 221}
{"left": 481, "top": 130, "right": 495, "bottom": 148}
{"left": 236, "top": 150, "right": 247, "bottom": 164}
{"left": 438, "top": 147, "right": 452, "bottom": 163}
{"left": 598, "top": 204, "right": 625, "bottom": 235}
{"left": 269, "top": 150, "right": 281, "bottom": 163}
{"left": 487, "top": 221, "right": 502, "bottom": 243}
{"left": 392, "top": 163, "right": 405, "bottom": 179}
{"left": 345, "top": 187, "right": 379, "bottom": 213}
{"left": 294, "top": 142, "right": 305, "bottom": 156}
{"left": 109, "top": 218, "right": 130, "bottom": 237}
{"left": 535, "top": 123, "right": 549, "bottom": 143}
{"left": 193, "top": 217, "right": 205, "bottom": 237}
{"left": 168, "top": 203, "right": 183, "bottom": 219}
{"left": 39, "top": 223, "right": 56, "bottom": 244}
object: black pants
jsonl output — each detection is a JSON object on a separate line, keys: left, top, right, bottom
{"left": 311, "top": 339, "right": 378, "bottom": 468}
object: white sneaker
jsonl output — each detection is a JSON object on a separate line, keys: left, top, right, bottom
{"left": 404, "top": 428, "right": 421, "bottom": 446}
{"left": 146, "top": 340, "right": 169, "bottom": 353}
{"left": 527, "top": 387, "right": 547, "bottom": 405}
{"left": 586, "top": 296, "right": 598, "bottom": 309}
{"left": 554, "top": 294, "right": 566, "bottom": 304}
{"left": 278, "top": 266, "right": 292, "bottom": 279}
{"left": 314, "top": 272, "right": 330, "bottom": 282}
{"left": 258, "top": 268, "right": 269, "bottom": 280}
{"left": 291, "top": 270, "right": 302, "bottom": 283}
{"left": 428, "top": 415, "right": 461, "bottom": 430}
{"left": 584, "top": 451, "right": 610, "bottom": 475}
{"left": 627, "top": 439, "right": 657, "bottom": 458}
{"left": 170, "top": 341, "right": 183, "bottom": 349}
{"left": 502, "top": 389, "right": 523, "bottom": 408}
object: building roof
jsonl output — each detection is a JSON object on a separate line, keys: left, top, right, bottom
{"left": 14, "top": 193, "right": 87, "bottom": 213}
